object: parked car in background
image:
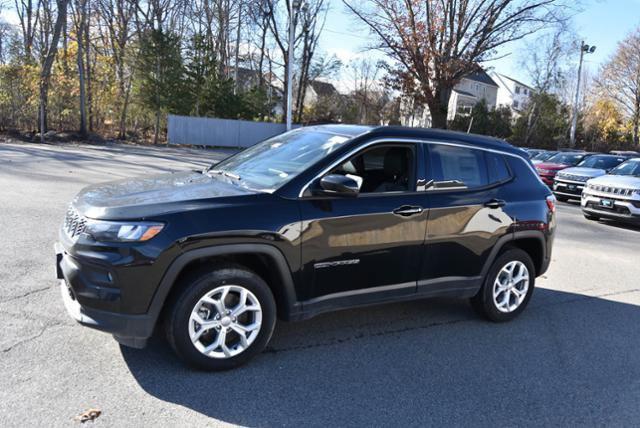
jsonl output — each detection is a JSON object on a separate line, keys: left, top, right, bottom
{"left": 536, "top": 152, "right": 592, "bottom": 186}
{"left": 531, "top": 151, "right": 558, "bottom": 165}
{"left": 582, "top": 158, "right": 640, "bottom": 224}
{"left": 610, "top": 150, "right": 640, "bottom": 157}
{"left": 526, "top": 149, "right": 545, "bottom": 159}
{"left": 553, "top": 154, "right": 629, "bottom": 201}
{"left": 55, "top": 125, "right": 556, "bottom": 370}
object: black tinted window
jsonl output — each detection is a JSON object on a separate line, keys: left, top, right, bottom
{"left": 486, "top": 152, "right": 511, "bottom": 183}
{"left": 430, "top": 145, "right": 488, "bottom": 188}
{"left": 334, "top": 145, "right": 414, "bottom": 193}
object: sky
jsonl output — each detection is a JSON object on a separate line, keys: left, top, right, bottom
{"left": 320, "top": 0, "right": 640, "bottom": 90}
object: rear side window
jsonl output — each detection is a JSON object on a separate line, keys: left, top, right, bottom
{"left": 430, "top": 145, "right": 488, "bottom": 188}
{"left": 486, "top": 152, "right": 511, "bottom": 183}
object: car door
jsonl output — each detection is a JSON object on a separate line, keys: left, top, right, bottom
{"left": 419, "top": 143, "right": 515, "bottom": 293}
{"left": 298, "top": 142, "right": 429, "bottom": 305}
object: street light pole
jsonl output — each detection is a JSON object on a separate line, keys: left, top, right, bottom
{"left": 570, "top": 41, "right": 596, "bottom": 148}
{"left": 286, "top": 0, "right": 301, "bottom": 131}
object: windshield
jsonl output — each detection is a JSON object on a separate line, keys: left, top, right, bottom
{"left": 534, "top": 151, "right": 556, "bottom": 161}
{"left": 610, "top": 159, "right": 640, "bottom": 177}
{"left": 546, "top": 152, "right": 586, "bottom": 166}
{"left": 578, "top": 155, "right": 626, "bottom": 170}
{"left": 208, "top": 129, "right": 351, "bottom": 191}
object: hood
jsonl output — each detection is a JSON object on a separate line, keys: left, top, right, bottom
{"left": 73, "top": 171, "right": 258, "bottom": 220}
{"left": 536, "top": 162, "right": 570, "bottom": 171}
{"left": 557, "top": 167, "right": 607, "bottom": 179}
{"left": 587, "top": 174, "right": 640, "bottom": 189}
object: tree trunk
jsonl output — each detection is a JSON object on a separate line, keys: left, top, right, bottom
{"left": 233, "top": 0, "right": 242, "bottom": 94}
{"left": 76, "top": 0, "right": 88, "bottom": 137}
{"left": 39, "top": 0, "right": 69, "bottom": 143}
{"left": 118, "top": 80, "right": 131, "bottom": 140}
{"left": 84, "top": 0, "right": 93, "bottom": 132}
{"left": 154, "top": 109, "right": 161, "bottom": 145}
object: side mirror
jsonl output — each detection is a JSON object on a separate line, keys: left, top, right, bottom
{"left": 316, "top": 174, "right": 360, "bottom": 197}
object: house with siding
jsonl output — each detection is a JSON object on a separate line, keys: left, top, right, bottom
{"left": 401, "top": 68, "right": 499, "bottom": 127}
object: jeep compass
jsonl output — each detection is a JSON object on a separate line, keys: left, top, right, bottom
{"left": 56, "top": 125, "right": 556, "bottom": 370}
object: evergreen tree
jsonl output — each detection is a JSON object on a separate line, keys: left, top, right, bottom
{"left": 135, "top": 29, "right": 187, "bottom": 144}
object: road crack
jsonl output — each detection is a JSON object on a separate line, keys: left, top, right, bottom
{"left": 2, "top": 321, "right": 65, "bottom": 354}
{"left": 0, "top": 286, "right": 52, "bottom": 304}
{"left": 264, "top": 317, "right": 469, "bottom": 354}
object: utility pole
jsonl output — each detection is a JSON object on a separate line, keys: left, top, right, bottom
{"left": 286, "top": 0, "right": 301, "bottom": 131}
{"left": 570, "top": 41, "right": 596, "bottom": 148}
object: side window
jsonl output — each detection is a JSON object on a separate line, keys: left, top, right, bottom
{"left": 429, "top": 144, "right": 488, "bottom": 189}
{"left": 333, "top": 145, "right": 415, "bottom": 193}
{"left": 485, "top": 152, "right": 511, "bottom": 183}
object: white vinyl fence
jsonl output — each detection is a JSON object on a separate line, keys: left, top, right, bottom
{"left": 168, "top": 115, "right": 298, "bottom": 148}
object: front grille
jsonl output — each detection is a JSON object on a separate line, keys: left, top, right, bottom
{"left": 63, "top": 205, "right": 87, "bottom": 239}
{"left": 588, "top": 184, "right": 635, "bottom": 197}
{"left": 557, "top": 173, "right": 588, "bottom": 182}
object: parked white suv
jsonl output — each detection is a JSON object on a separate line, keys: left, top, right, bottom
{"left": 582, "top": 158, "right": 640, "bottom": 224}
{"left": 553, "top": 154, "right": 628, "bottom": 201}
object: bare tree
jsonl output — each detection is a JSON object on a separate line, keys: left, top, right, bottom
{"left": 259, "top": 0, "right": 327, "bottom": 123}
{"left": 14, "top": 0, "right": 42, "bottom": 61}
{"left": 37, "top": 0, "right": 68, "bottom": 142}
{"left": 293, "top": 0, "right": 327, "bottom": 122}
{"left": 519, "top": 25, "right": 575, "bottom": 144}
{"left": 97, "top": 0, "right": 135, "bottom": 138}
{"left": 344, "top": 0, "right": 568, "bottom": 128}
{"left": 596, "top": 28, "right": 640, "bottom": 145}
{"left": 71, "top": 0, "right": 88, "bottom": 136}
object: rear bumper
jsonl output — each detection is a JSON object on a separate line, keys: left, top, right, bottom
{"left": 56, "top": 243, "right": 154, "bottom": 348}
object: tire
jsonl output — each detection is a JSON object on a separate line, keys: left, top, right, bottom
{"left": 470, "top": 248, "right": 535, "bottom": 322}
{"left": 165, "top": 264, "right": 276, "bottom": 371}
{"left": 583, "top": 213, "right": 600, "bottom": 221}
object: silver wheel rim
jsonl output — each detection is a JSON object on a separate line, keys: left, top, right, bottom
{"left": 188, "top": 285, "right": 262, "bottom": 359}
{"left": 493, "top": 261, "right": 529, "bottom": 313}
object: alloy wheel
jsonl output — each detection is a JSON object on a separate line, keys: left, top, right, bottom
{"left": 492, "top": 261, "right": 530, "bottom": 313}
{"left": 188, "top": 285, "right": 262, "bottom": 359}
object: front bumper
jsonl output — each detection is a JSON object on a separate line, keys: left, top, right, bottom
{"left": 581, "top": 192, "right": 640, "bottom": 223}
{"left": 56, "top": 243, "right": 154, "bottom": 348}
{"left": 553, "top": 179, "right": 586, "bottom": 198}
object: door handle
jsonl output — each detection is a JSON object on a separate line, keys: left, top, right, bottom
{"left": 484, "top": 199, "right": 506, "bottom": 209}
{"left": 393, "top": 205, "right": 423, "bottom": 216}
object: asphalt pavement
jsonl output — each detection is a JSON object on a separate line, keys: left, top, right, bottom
{"left": 1, "top": 139, "right": 639, "bottom": 426}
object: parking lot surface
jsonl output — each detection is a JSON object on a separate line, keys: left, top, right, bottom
{"left": 1, "top": 140, "right": 639, "bottom": 426}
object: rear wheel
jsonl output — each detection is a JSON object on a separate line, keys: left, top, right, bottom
{"left": 471, "top": 248, "right": 535, "bottom": 322}
{"left": 166, "top": 264, "right": 276, "bottom": 371}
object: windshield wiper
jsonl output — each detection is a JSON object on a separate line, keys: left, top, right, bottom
{"left": 207, "top": 169, "right": 241, "bottom": 180}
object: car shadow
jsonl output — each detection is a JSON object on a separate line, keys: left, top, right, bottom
{"left": 120, "top": 288, "right": 640, "bottom": 425}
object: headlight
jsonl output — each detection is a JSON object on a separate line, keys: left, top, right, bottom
{"left": 84, "top": 220, "right": 165, "bottom": 242}
{"left": 537, "top": 169, "right": 553, "bottom": 175}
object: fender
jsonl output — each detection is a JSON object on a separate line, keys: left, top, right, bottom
{"left": 145, "top": 243, "right": 301, "bottom": 327}
{"left": 480, "top": 230, "right": 548, "bottom": 280}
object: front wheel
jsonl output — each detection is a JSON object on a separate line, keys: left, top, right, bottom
{"left": 165, "top": 264, "right": 276, "bottom": 371}
{"left": 471, "top": 248, "right": 535, "bottom": 322}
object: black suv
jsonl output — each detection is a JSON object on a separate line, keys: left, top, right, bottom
{"left": 56, "top": 126, "right": 556, "bottom": 370}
